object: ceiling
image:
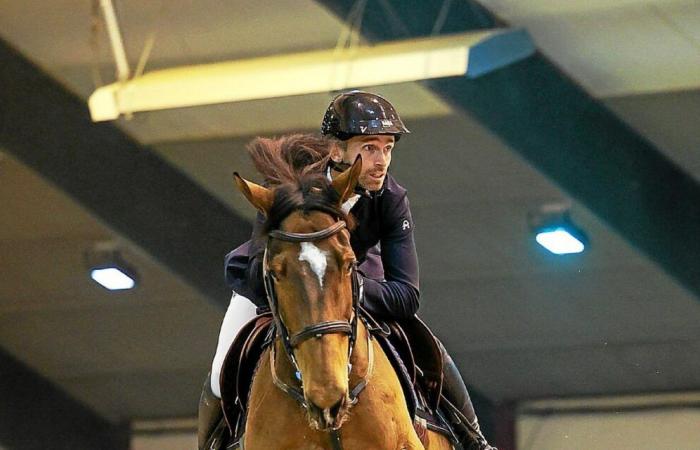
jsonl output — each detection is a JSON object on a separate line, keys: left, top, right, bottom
{"left": 1, "top": 0, "right": 699, "bottom": 441}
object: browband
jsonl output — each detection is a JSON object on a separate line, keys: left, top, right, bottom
{"left": 268, "top": 220, "right": 346, "bottom": 243}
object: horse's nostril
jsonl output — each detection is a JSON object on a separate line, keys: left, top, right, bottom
{"left": 328, "top": 397, "right": 344, "bottom": 418}
{"left": 307, "top": 400, "right": 323, "bottom": 417}
{"left": 307, "top": 396, "right": 346, "bottom": 430}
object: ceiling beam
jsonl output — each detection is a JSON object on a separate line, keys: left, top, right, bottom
{"left": 0, "top": 348, "right": 130, "bottom": 450}
{"left": 316, "top": 0, "right": 700, "bottom": 300}
{"left": 0, "top": 37, "right": 251, "bottom": 310}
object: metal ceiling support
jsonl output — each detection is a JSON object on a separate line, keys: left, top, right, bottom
{"left": 0, "top": 348, "right": 130, "bottom": 450}
{"left": 99, "top": 0, "right": 131, "bottom": 82}
{"left": 0, "top": 37, "right": 250, "bottom": 309}
{"left": 316, "top": 0, "right": 700, "bottom": 300}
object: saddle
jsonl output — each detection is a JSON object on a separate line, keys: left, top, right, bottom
{"left": 213, "top": 311, "right": 455, "bottom": 448}
{"left": 371, "top": 313, "right": 456, "bottom": 444}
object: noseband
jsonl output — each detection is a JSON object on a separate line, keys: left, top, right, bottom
{"left": 263, "top": 219, "right": 371, "bottom": 415}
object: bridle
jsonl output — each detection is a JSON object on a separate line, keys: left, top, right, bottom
{"left": 262, "top": 219, "right": 374, "bottom": 419}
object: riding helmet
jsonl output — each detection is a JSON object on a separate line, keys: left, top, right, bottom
{"left": 321, "top": 90, "right": 410, "bottom": 141}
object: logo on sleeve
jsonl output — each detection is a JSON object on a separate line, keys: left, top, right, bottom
{"left": 402, "top": 219, "right": 411, "bottom": 231}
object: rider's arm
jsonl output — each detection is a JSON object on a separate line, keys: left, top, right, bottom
{"left": 224, "top": 212, "right": 268, "bottom": 307}
{"left": 361, "top": 192, "right": 420, "bottom": 319}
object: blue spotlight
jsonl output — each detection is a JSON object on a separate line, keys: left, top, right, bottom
{"left": 528, "top": 203, "right": 588, "bottom": 255}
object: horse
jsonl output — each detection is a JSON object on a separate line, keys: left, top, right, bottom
{"left": 228, "top": 155, "right": 454, "bottom": 450}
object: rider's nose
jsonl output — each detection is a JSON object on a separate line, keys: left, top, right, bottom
{"left": 374, "top": 152, "right": 388, "bottom": 167}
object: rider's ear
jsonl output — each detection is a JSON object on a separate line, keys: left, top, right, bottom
{"left": 233, "top": 173, "right": 274, "bottom": 216}
{"left": 332, "top": 154, "right": 362, "bottom": 205}
{"left": 329, "top": 142, "right": 343, "bottom": 163}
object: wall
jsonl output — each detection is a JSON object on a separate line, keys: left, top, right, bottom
{"left": 517, "top": 393, "right": 700, "bottom": 450}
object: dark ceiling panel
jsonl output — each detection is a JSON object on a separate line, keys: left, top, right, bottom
{"left": 0, "top": 348, "right": 129, "bottom": 450}
{"left": 0, "top": 37, "right": 251, "bottom": 309}
{"left": 316, "top": 0, "right": 700, "bottom": 300}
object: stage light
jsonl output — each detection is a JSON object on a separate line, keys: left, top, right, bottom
{"left": 85, "top": 243, "right": 139, "bottom": 291}
{"left": 90, "top": 267, "right": 136, "bottom": 290}
{"left": 535, "top": 227, "right": 585, "bottom": 255}
{"left": 528, "top": 204, "right": 588, "bottom": 255}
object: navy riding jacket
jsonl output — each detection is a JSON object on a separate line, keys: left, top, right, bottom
{"left": 224, "top": 173, "right": 420, "bottom": 319}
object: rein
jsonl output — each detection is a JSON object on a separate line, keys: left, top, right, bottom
{"left": 262, "top": 219, "right": 373, "bottom": 439}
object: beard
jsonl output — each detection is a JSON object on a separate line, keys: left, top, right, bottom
{"left": 359, "top": 171, "right": 386, "bottom": 191}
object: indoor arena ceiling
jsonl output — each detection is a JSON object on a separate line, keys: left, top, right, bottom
{"left": 1, "top": 0, "right": 699, "bottom": 444}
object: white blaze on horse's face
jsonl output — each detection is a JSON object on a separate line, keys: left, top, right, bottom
{"left": 298, "top": 242, "right": 329, "bottom": 288}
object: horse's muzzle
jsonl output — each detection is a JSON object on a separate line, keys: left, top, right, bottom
{"left": 307, "top": 395, "right": 349, "bottom": 431}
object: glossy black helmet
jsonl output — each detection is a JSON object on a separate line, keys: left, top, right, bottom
{"left": 321, "top": 90, "right": 410, "bottom": 141}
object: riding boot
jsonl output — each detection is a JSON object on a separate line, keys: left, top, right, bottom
{"left": 198, "top": 373, "right": 224, "bottom": 450}
{"left": 439, "top": 344, "right": 497, "bottom": 450}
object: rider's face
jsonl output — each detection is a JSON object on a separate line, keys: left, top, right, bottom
{"left": 332, "top": 135, "right": 395, "bottom": 192}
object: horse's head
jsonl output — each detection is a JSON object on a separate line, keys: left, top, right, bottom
{"left": 234, "top": 156, "right": 362, "bottom": 430}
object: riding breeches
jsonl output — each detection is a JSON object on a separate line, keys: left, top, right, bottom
{"left": 210, "top": 292, "right": 258, "bottom": 398}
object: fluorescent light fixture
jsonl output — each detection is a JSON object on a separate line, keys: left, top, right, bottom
{"left": 90, "top": 267, "right": 136, "bottom": 290}
{"left": 85, "top": 243, "right": 139, "bottom": 291}
{"left": 535, "top": 228, "right": 585, "bottom": 255}
{"left": 88, "top": 28, "right": 534, "bottom": 121}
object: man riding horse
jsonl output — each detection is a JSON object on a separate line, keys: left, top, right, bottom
{"left": 199, "top": 91, "right": 496, "bottom": 450}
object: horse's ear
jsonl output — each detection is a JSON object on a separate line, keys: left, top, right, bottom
{"left": 332, "top": 155, "right": 362, "bottom": 205}
{"left": 233, "top": 173, "right": 273, "bottom": 216}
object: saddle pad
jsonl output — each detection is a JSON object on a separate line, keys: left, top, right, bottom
{"left": 367, "top": 315, "right": 453, "bottom": 443}
{"left": 220, "top": 313, "right": 273, "bottom": 433}
{"left": 397, "top": 316, "right": 445, "bottom": 412}
{"left": 361, "top": 309, "right": 445, "bottom": 413}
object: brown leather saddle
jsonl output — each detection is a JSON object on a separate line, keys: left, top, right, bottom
{"left": 213, "top": 311, "right": 454, "bottom": 448}
{"left": 373, "top": 314, "right": 455, "bottom": 444}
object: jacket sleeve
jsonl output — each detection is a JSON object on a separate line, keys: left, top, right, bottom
{"left": 361, "top": 193, "right": 420, "bottom": 319}
{"left": 245, "top": 212, "right": 268, "bottom": 307}
{"left": 224, "top": 212, "right": 268, "bottom": 307}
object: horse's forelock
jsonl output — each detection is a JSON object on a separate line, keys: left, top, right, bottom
{"left": 263, "top": 174, "right": 352, "bottom": 234}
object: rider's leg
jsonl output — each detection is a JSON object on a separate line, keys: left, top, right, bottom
{"left": 198, "top": 372, "right": 223, "bottom": 449}
{"left": 210, "top": 292, "right": 259, "bottom": 397}
{"left": 198, "top": 292, "right": 258, "bottom": 449}
{"left": 439, "top": 341, "right": 496, "bottom": 450}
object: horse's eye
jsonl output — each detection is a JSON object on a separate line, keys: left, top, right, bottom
{"left": 269, "top": 259, "right": 285, "bottom": 281}
{"left": 269, "top": 266, "right": 284, "bottom": 281}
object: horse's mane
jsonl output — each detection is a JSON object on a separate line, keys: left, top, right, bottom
{"left": 246, "top": 134, "right": 353, "bottom": 233}
{"left": 247, "top": 134, "right": 333, "bottom": 185}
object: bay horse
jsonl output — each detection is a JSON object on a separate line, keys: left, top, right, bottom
{"left": 229, "top": 156, "right": 453, "bottom": 450}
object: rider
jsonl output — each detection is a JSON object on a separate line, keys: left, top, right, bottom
{"left": 199, "top": 91, "right": 495, "bottom": 450}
